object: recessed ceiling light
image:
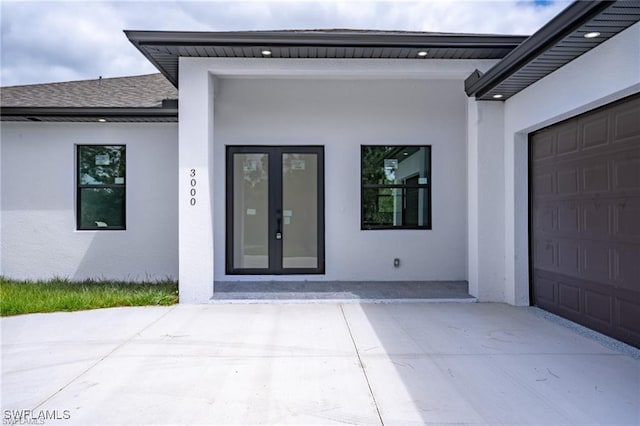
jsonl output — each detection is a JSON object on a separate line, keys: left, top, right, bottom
{"left": 417, "top": 51, "right": 428, "bottom": 57}
{"left": 584, "top": 31, "right": 600, "bottom": 39}
{"left": 492, "top": 94, "right": 504, "bottom": 99}
{"left": 98, "top": 118, "right": 107, "bottom": 122}
{"left": 261, "top": 50, "right": 272, "bottom": 56}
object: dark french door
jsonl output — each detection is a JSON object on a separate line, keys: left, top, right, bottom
{"left": 226, "top": 146, "right": 325, "bottom": 275}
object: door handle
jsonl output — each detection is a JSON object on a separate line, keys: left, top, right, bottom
{"left": 276, "top": 218, "right": 282, "bottom": 240}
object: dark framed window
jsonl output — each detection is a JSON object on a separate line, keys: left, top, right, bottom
{"left": 361, "top": 145, "right": 431, "bottom": 230}
{"left": 77, "top": 145, "right": 126, "bottom": 230}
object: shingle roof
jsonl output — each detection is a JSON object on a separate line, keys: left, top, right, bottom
{"left": 0, "top": 73, "right": 177, "bottom": 108}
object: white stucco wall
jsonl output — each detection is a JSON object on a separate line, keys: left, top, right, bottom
{"left": 0, "top": 122, "right": 178, "bottom": 281}
{"left": 215, "top": 77, "right": 468, "bottom": 282}
{"left": 179, "top": 58, "right": 499, "bottom": 301}
{"left": 467, "top": 100, "right": 505, "bottom": 301}
{"left": 177, "top": 65, "right": 216, "bottom": 303}
{"left": 471, "top": 21, "right": 640, "bottom": 305}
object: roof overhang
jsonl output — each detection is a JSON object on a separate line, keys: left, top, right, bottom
{"left": 125, "top": 30, "right": 527, "bottom": 87}
{"left": 465, "top": 0, "right": 640, "bottom": 101}
{"left": 0, "top": 107, "right": 178, "bottom": 123}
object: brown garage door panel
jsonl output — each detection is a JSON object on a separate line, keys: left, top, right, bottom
{"left": 618, "top": 297, "right": 640, "bottom": 335}
{"left": 582, "top": 114, "right": 610, "bottom": 150}
{"left": 613, "top": 155, "right": 640, "bottom": 191}
{"left": 534, "top": 275, "right": 557, "bottom": 306}
{"left": 530, "top": 93, "right": 640, "bottom": 349}
{"left": 533, "top": 269, "right": 639, "bottom": 345}
{"left": 581, "top": 241, "right": 613, "bottom": 283}
{"left": 558, "top": 280, "right": 581, "bottom": 313}
{"left": 612, "top": 99, "right": 640, "bottom": 143}
{"left": 583, "top": 200, "right": 612, "bottom": 239}
{"left": 583, "top": 290, "right": 613, "bottom": 325}
{"left": 616, "top": 245, "right": 640, "bottom": 289}
{"left": 614, "top": 198, "right": 640, "bottom": 241}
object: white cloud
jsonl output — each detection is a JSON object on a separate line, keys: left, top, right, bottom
{"left": 0, "top": 0, "right": 570, "bottom": 87}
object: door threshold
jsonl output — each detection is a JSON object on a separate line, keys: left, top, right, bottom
{"left": 212, "top": 280, "right": 474, "bottom": 302}
{"left": 209, "top": 297, "right": 477, "bottom": 304}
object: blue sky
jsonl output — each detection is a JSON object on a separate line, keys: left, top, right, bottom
{"left": 0, "top": 0, "right": 571, "bottom": 87}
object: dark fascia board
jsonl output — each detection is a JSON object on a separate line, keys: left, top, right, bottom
{"left": 465, "top": 69, "right": 484, "bottom": 94}
{"left": 125, "top": 30, "right": 527, "bottom": 87}
{"left": 0, "top": 107, "right": 178, "bottom": 120}
{"left": 125, "top": 32, "right": 179, "bottom": 87}
{"left": 464, "top": 0, "right": 611, "bottom": 99}
{"left": 125, "top": 30, "right": 526, "bottom": 48}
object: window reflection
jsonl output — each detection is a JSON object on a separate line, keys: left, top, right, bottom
{"left": 79, "top": 146, "right": 125, "bottom": 185}
{"left": 77, "top": 145, "right": 126, "bottom": 230}
{"left": 361, "top": 146, "right": 431, "bottom": 229}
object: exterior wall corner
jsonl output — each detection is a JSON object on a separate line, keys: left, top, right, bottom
{"left": 466, "top": 99, "right": 480, "bottom": 298}
{"left": 468, "top": 99, "right": 507, "bottom": 302}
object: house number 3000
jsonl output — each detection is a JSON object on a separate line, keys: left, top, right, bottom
{"left": 189, "top": 169, "right": 197, "bottom": 206}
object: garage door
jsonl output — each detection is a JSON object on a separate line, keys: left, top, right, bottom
{"left": 530, "top": 93, "right": 640, "bottom": 348}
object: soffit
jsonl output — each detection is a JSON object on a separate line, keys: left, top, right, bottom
{"left": 125, "top": 30, "right": 527, "bottom": 87}
{"left": 466, "top": 1, "right": 640, "bottom": 101}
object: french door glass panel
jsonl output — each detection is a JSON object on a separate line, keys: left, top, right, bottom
{"left": 232, "top": 153, "right": 269, "bottom": 269}
{"left": 282, "top": 153, "right": 318, "bottom": 269}
{"left": 227, "top": 147, "right": 324, "bottom": 274}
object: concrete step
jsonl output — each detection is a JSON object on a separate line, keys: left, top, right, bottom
{"left": 211, "top": 280, "right": 476, "bottom": 303}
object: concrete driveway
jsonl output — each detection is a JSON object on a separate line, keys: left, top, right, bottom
{"left": 2, "top": 302, "right": 639, "bottom": 425}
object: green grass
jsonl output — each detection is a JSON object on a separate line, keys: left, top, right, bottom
{"left": 0, "top": 277, "right": 178, "bottom": 316}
